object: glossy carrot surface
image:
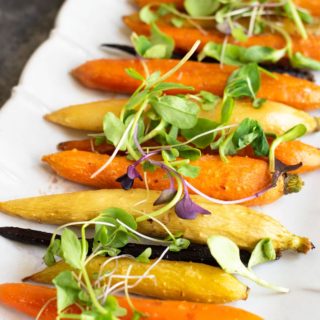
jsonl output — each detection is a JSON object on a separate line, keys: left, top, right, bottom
{"left": 135, "top": 0, "right": 320, "bottom": 16}
{"left": 0, "top": 283, "right": 262, "bottom": 320}
{"left": 72, "top": 58, "right": 320, "bottom": 110}
{"left": 57, "top": 139, "right": 320, "bottom": 174}
{"left": 42, "top": 150, "right": 284, "bottom": 206}
{"left": 124, "top": 14, "right": 320, "bottom": 60}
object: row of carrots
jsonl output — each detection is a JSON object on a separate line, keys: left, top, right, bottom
{"left": 1, "top": 0, "right": 320, "bottom": 319}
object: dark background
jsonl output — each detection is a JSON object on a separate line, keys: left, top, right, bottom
{"left": 0, "top": 0, "right": 64, "bottom": 106}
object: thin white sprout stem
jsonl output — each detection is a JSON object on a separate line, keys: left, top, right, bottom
{"left": 35, "top": 297, "right": 57, "bottom": 320}
{"left": 133, "top": 171, "right": 150, "bottom": 207}
{"left": 91, "top": 118, "right": 135, "bottom": 178}
{"left": 116, "top": 219, "right": 172, "bottom": 245}
{"left": 185, "top": 180, "right": 270, "bottom": 205}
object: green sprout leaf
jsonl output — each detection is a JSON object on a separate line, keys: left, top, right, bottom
{"left": 152, "top": 95, "right": 199, "bottom": 129}
{"left": 207, "top": 235, "right": 289, "bottom": 292}
{"left": 136, "top": 247, "right": 152, "bottom": 263}
{"left": 269, "top": 124, "right": 307, "bottom": 171}
{"left": 199, "top": 42, "right": 287, "bottom": 66}
{"left": 103, "top": 113, "right": 126, "bottom": 150}
{"left": 61, "top": 229, "right": 83, "bottom": 270}
{"left": 226, "top": 63, "right": 261, "bottom": 99}
{"left": 248, "top": 238, "right": 276, "bottom": 270}
{"left": 220, "top": 118, "right": 269, "bottom": 161}
{"left": 284, "top": 0, "right": 308, "bottom": 39}
{"left": 132, "top": 23, "right": 174, "bottom": 59}
{"left": 43, "top": 238, "right": 61, "bottom": 266}
{"left": 231, "top": 26, "right": 248, "bottom": 42}
{"left": 125, "top": 68, "right": 146, "bottom": 82}
{"left": 139, "top": 5, "right": 159, "bottom": 24}
{"left": 177, "top": 164, "right": 200, "bottom": 178}
{"left": 181, "top": 118, "right": 218, "bottom": 148}
{"left": 53, "top": 271, "right": 81, "bottom": 312}
{"left": 199, "top": 91, "right": 221, "bottom": 111}
{"left": 171, "top": 17, "right": 185, "bottom": 28}
{"left": 169, "top": 237, "right": 190, "bottom": 252}
{"left": 290, "top": 52, "right": 320, "bottom": 71}
{"left": 184, "top": 0, "right": 219, "bottom": 17}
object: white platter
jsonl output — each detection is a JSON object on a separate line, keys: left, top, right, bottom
{"left": 0, "top": 0, "right": 319, "bottom": 319}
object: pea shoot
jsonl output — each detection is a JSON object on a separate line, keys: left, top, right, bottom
{"left": 138, "top": 1, "right": 320, "bottom": 70}
{"left": 42, "top": 208, "right": 191, "bottom": 320}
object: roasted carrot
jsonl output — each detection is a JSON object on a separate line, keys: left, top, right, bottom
{"left": 274, "top": 140, "right": 320, "bottom": 174}
{"left": 42, "top": 150, "right": 287, "bottom": 206}
{"left": 135, "top": 0, "right": 320, "bottom": 17}
{"left": 0, "top": 283, "right": 262, "bottom": 320}
{"left": 72, "top": 58, "right": 320, "bottom": 111}
{"left": 45, "top": 98, "right": 318, "bottom": 135}
{"left": 124, "top": 13, "right": 320, "bottom": 61}
{"left": 0, "top": 189, "right": 312, "bottom": 252}
{"left": 57, "top": 139, "right": 320, "bottom": 174}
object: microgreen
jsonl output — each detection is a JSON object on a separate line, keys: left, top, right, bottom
{"left": 184, "top": 0, "right": 219, "bottom": 17}
{"left": 136, "top": 248, "right": 152, "bottom": 263}
{"left": 207, "top": 235, "right": 289, "bottom": 292}
{"left": 137, "top": 1, "right": 320, "bottom": 71}
{"left": 199, "top": 42, "right": 287, "bottom": 66}
{"left": 43, "top": 208, "right": 191, "bottom": 319}
{"left": 132, "top": 23, "right": 174, "bottom": 59}
{"left": 269, "top": 124, "right": 307, "bottom": 172}
{"left": 219, "top": 118, "right": 269, "bottom": 162}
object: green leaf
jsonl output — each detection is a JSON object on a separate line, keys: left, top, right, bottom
{"left": 125, "top": 66, "right": 144, "bottom": 81}
{"left": 144, "top": 44, "right": 167, "bottom": 58}
{"left": 43, "top": 239, "right": 61, "bottom": 266}
{"left": 184, "top": 0, "right": 219, "bottom": 17}
{"left": 171, "top": 17, "right": 185, "bottom": 28}
{"left": 177, "top": 164, "right": 200, "bottom": 178}
{"left": 199, "top": 91, "right": 221, "bottom": 111}
{"left": 241, "top": 46, "right": 286, "bottom": 64}
{"left": 99, "top": 208, "right": 138, "bottom": 231}
{"left": 291, "top": 52, "right": 320, "bottom": 71}
{"left": 199, "top": 42, "right": 286, "bottom": 66}
{"left": 181, "top": 118, "right": 218, "bottom": 148}
{"left": 177, "top": 145, "right": 201, "bottom": 160}
{"left": 61, "top": 229, "right": 83, "bottom": 269}
{"left": 220, "top": 96, "right": 234, "bottom": 123}
{"left": 152, "top": 95, "right": 199, "bottom": 129}
{"left": 207, "top": 235, "right": 289, "bottom": 292}
{"left": 169, "top": 238, "right": 190, "bottom": 252}
{"left": 149, "top": 23, "right": 175, "bottom": 58}
{"left": 225, "top": 63, "right": 261, "bottom": 103}
{"left": 232, "top": 118, "right": 269, "bottom": 156}
{"left": 139, "top": 5, "right": 158, "bottom": 24}
{"left": 103, "top": 113, "right": 126, "bottom": 150}
{"left": 253, "top": 98, "right": 266, "bottom": 109}
{"left": 53, "top": 271, "right": 81, "bottom": 312}
{"left": 136, "top": 247, "right": 152, "bottom": 263}
{"left": 94, "top": 136, "right": 106, "bottom": 146}
{"left": 231, "top": 26, "right": 248, "bottom": 42}
{"left": 248, "top": 238, "right": 276, "bottom": 269}
{"left": 283, "top": 0, "right": 308, "bottom": 39}
{"left": 153, "top": 82, "right": 194, "bottom": 92}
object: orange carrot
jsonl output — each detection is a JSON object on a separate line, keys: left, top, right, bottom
{"left": 57, "top": 139, "right": 320, "bottom": 174}
{"left": 275, "top": 140, "right": 320, "bottom": 174}
{"left": 135, "top": 0, "right": 320, "bottom": 16}
{"left": 0, "top": 283, "right": 262, "bottom": 320}
{"left": 295, "top": 0, "right": 320, "bottom": 16}
{"left": 124, "top": 13, "right": 320, "bottom": 63}
{"left": 42, "top": 150, "right": 286, "bottom": 206}
{"left": 72, "top": 58, "right": 320, "bottom": 111}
